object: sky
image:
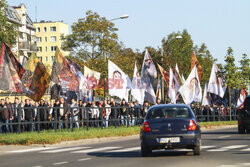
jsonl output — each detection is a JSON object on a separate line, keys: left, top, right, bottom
{"left": 7, "top": 0, "right": 250, "bottom": 66}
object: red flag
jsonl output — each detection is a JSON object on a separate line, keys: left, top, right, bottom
{"left": 157, "top": 63, "right": 169, "bottom": 86}
{"left": 191, "top": 51, "right": 203, "bottom": 81}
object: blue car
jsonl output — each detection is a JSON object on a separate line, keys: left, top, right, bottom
{"left": 140, "top": 104, "right": 201, "bottom": 157}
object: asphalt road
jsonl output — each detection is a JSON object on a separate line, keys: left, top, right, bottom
{"left": 1, "top": 127, "right": 250, "bottom": 167}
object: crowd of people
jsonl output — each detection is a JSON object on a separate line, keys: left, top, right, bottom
{"left": 0, "top": 97, "right": 238, "bottom": 133}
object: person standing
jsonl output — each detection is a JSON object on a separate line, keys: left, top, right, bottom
{"left": 39, "top": 100, "right": 49, "bottom": 130}
{"left": 70, "top": 98, "right": 79, "bottom": 128}
{"left": 24, "top": 99, "right": 34, "bottom": 132}
{"left": 5, "top": 97, "right": 13, "bottom": 133}
{"left": 12, "top": 98, "right": 24, "bottom": 132}
{"left": 0, "top": 99, "right": 4, "bottom": 133}
{"left": 104, "top": 100, "right": 111, "bottom": 127}
{"left": 120, "top": 99, "right": 128, "bottom": 126}
{"left": 52, "top": 100, "right": 60, "bottom": 129}
{"left": 58, "top": 97, "right": 70, "bottom": 129}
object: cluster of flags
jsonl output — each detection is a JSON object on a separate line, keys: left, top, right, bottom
{"left": 0, "top": 42, "right": 247, "bottom": 107}
{"left": 107, "top": 49, "right": 247, "bottom": 107}
{"left": 0, "top": 42, "right": 49, "bottom": 101}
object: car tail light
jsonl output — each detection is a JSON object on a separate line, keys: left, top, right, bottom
{"left": 142, "top": 121, "right": 151, "bottom": 132}
{"left": 188, "top": 120, "right": 197, "bottom": 131}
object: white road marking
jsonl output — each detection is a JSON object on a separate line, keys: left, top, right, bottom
{"left": 71, "top": 147, "right": 121, "bottom": 153}
{"left": 77, "top": 158, "right": 92, "bottom": 161}
{"left": 8, "top": 147, "right": 58, "bottom": 153}
{"left": 241, "top": 148, "right": 250, "bottom": 152}
{"left": 218, "top": 135, "right": 231, "bottom": 139}
{"left": 217, "top": 163, "right": 250, "bottom": 167}
{"left": 217, "top": 165, "right": 237, "bottom": 167}
{"left": 201, "top": 146, "right": 216, "bottom": 149}
{"left": 106, "top": 147, "right": 140, "bottom": 153}
{"left": 40, "top": 147, "right": 90, "bottom": 153}
{"left": 237, "top": 163, "right": 250, "bottom": 166}
{"left": 53, "top": 161, "right": 68, "bottom": 165}
{"left": 208, "top": 145, "right": 247, "bottom": 152}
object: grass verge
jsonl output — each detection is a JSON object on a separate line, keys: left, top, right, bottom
{"left": 0, "top": 121, "right": 237, "bottom": 145}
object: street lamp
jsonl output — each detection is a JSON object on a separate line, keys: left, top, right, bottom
{"left": 110, "top": 14, "right": 129, "bottom": 21}
{"left": 161, "top": 34, "right": 182, "bottom": 103}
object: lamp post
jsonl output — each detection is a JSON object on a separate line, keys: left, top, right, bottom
{"left": 161, "top": 34, "right": 183, "bottom": 103}
{"left": 103, "top": 14, "right": 129, "bottom": 100}
{"left": 109, "top": 14, "right": 129, "bottom": 21}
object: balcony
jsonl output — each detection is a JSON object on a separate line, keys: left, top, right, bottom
{"left": 19, "top": 42, "right": 37, "bottom": 52}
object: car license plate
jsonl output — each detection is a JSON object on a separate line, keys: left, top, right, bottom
{"left": 159, "top": 137, "right": 180, "bottom": 143}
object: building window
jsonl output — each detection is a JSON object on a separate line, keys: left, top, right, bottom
{"left": 38, "top": 47, "right": 42, "bottom": 52}
{"left": 37, "top": 37, "right": 42, "bottom": 42}
{"left": 46, "top": 56, "right": 48, "bottom": 62}
{"left": 37, "top": 27, "right": 40, "bottom": 32}
{"left": 45, "top": 37, "right": 47, "bottom": 42}
{"left": 45, "top": 47, "right": 47, "bottom": 52}
{"left": 51, "top": 56, "right": 55, "bottom": 61}
{"left": 50, "top": 26, "right": 56, "bottom": 32}
{"left": 50, "top": 36, "right": 57, "bottom": 42}
{"left": 51, "top": 46, "right": 56, "bottom": 51}
{"left": 44, "top": 27, "right": 47, "bottom": 32}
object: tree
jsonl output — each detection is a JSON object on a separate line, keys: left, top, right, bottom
{"left": 161, "top": 29, "right": 215, "bottom": 87}
{"left": 223, "top": 47, "right": 241, "bottom": 121}
{"left": 0, "top": 0, "right": 17, "bottom": 49}
{"left": 223, "top": 47, "right": 241, "bottom": 89}
{"left": 239, "top": 53, "right": 250, "bottom": 90}
{"left": 62, "top": 10, "right": 119, "bottom": 61}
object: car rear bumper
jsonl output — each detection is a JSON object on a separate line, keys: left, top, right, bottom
{"left": 141, "top": 131, "right": 200, "bottom": 150}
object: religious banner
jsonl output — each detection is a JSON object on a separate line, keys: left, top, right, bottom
{"left": 0, "top": 42, "right": 24, "bottom": 93}
{"left": 29, "top": 61, "right": 50, "bottom": 101}
{"left": 51, "top": 47, "right": 79, "bottom": 99}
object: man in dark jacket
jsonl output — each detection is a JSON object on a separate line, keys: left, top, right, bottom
{"left": 24, "top": 99, "right": 34, "bottom": 132}
{"left": 39, "top": 100, "right": 49, "bottom": 130}
{"left": 5, "top": 97, "right": 13, "bottom": 133}
{"left": 120, "top": 99, "right": 128, "bottom": 126}
{"left": 0, "top": 99, "right": 4, "bottom": 133}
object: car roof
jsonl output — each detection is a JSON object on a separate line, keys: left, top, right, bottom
{"left": 149, "top": 104, "right": 190, "bottom": 110}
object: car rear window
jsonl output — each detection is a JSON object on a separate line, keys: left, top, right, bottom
{"left": 147, "top": 107, "right": 191, "bottom": 120}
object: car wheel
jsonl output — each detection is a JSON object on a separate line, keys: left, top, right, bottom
{"left": 193, "top": 140, "right": 201, "bottom": 156}
{"left": 238, "top": 126, "right": 245, "bottom": 134}
{"left": 141, "top": 143, "right": 152, "bottom": 157}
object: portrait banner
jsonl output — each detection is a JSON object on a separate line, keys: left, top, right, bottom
{"left": 179, "top": 65, "right": 202, "bottom": 105}
{"left": 108, "top": 60, "right": 127, "bottom": 101}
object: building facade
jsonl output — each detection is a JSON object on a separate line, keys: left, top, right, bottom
{"left": 34, "top": 21, "right": 69, "bottom": 70}
{"left": 6, "top": 3, "right": 37, "bottom": 64}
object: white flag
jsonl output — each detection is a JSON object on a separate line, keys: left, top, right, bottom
{"left": 169, "top": 67, "right": 181, "bottom": 104}
{"left": 141, "top": 49, "right": 157, "bottom": 104}
{"left": 202, "top": 82, "right": 210, "bottom": 106}
{"left": 125, "top": 74, "right": 131, "bottom": 102}
{"left": 181, "top": 74, "right": 186, "bottom": 83}
{"left": 207, "top": 63, "right": 225, "bottom": 98}
{"left": 84, "top": 66, "right": 101, "bottom": 89}
{"left": 108, "top": 60, "right": 127, "bottom": 101}
{"left": 131, "top": 62, "right": 145, "bottom": 105}
{"left": 175, "top": 63, "right": 180, "bottom": 74}
{"left": 237, "top": 89, "right": 247, "bottom": 107}
{"left": 179, "top": 66, "right": 202, "bottom": 105}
